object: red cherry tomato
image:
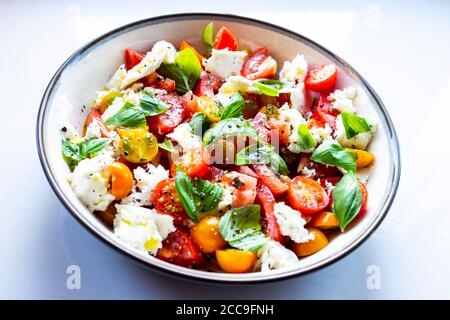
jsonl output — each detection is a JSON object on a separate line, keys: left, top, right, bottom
{"left": 84, "top": 109, "right": 110, "bottom": 138}
{"left": 312, "top": 94, "right": 339, "bottom": 130}
{"left": 152, "top": 178, "right": 188, "bottom": 225}
{"left": 124, "top": 49, "right": 145, "bottom": 70}
{"left": 194, "top": 73, "right": 223, "bottom": 98}
{"left": 213, "top": 26, "right": 238, "bottom": 51}
{"left": 241, "top": 47, "right": 277, "bottom": 80}
{"left": 181, "top": 92, "right": 199, "bottom": 115}
{"left": 288, "top": 176, "right": 329, "bottom": 214}
{"left": 298, "top": 154, "right": 340, "bottom": 179}
{"left": 145, "top": 72, "right": 175, "bottom": 92}
{"left": 147, "top": 93, "right": 186, "bottom": 135}
{"left": 156, "top": 229, "right": 204, "bottom": 268}
{"left": 253, "top": 164, "right": 289, "bottom": 196}
{"left": 255, "top": 184, "right": 283, "bottom": 242}
{"left": 221, "top": 171, "right": 257, "bottom": 207}
{"left": 170, "top": 149, "right": 209, "bottom": 178}
{"left": 305, "top": 64, "right": 337, "bottom": 92}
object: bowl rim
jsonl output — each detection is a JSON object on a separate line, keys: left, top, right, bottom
{"left": 36, "top": 12, "right": 401, "bottom": 284}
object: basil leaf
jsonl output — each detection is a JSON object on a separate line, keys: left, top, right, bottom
{"left": 158, "top": 48, "right": 202, "bottom": 94}
{"left": 332, "top": 171, "right": 362, "bottom": 231}
{"left": 189, "top": 112, "right": 211, "bottom": 136}
{"left": 252, "top": 79, "right": 293, "bottom": 97}
{"left": 235, "top": 143, "right": 288, "bottom": 175}
{"left": 220, "top": 93, "right": 244, "bottom": 120}
{"left": 158, "top": 140, "right": 174, "bottom": 152}
{"left": 61, "top": 140, "right": 83, "bottom": 170}
{"left": 341, "top": 112, "right": 372, "bottom": 139}
{"left": 104, "top": 103, "right": 147, "bottom": 127}
{"left": 61, "top": 138, "right": 110, "bottom": 170}
{"left": 297, "top": 123, "right": 317, "bottom": 151}
{"left": 202, "top": 22, "right": 214, "bottom": 47}
{"left": 80, "top": 138, "right": 110, "bottom": 158}
{"left": 174, "top": 168, "right": 224, "bottom": 222}
{"left": 311, "top": 140, "right": 357, "bottom": 172}
{"left": 219, "top": 205, "right": 268, "bottom": 252}
{"left": 140, "top": 93, "right": 168, "bottom": 116}
{"left": 203, "top": 118, "right": 258, "bottom": 147}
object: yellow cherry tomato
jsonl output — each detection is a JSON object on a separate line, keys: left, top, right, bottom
{"left": 117, "top": 127, "right": 158, "bottom": 163}
{"left": 99, "top": 92, "right": 123, "bottom": 113}
{"left": 216, "top": 249, "right": 257, "bottom": 273}
{"left": 190, "top": 216, "right": 227, "bottom": 253}
{"left": 308, "top": 211, "right": 339, "bottom": 230}
{"left": 259, "top": 103, "right": 279, "bottom": 119}
{"left": 292, "top": 228, "right": 329, "bottom": 257}
{"left": 348, "top": 148, "right": 375, "bottom": 169}
{"left": 107, "top": 161, "right": 134, "bottom": 200}
{"left": 197, "top": 96, "right": 221, "bottom": 122}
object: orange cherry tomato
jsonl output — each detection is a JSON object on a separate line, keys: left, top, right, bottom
{"left": 305, "top": 64, "right": 337, "bottom": 92}
{"left": 308, "top": 211, "right": 339, "bottom": 229}
{"left": 190, "top": 216, "right": 227, "bottom": 253}
{"left": 213, "top": 26, "right": 238, "bottom": 51}
{"left": 292, "top": 228, "right": 329, "bottom": 257}
{"left": 288, "top": 176, "right": 329, "bottom": 214}
{"left": 216, "top": 249, "right": 257, "bottom": 273}
{"left": 180, "top": 40, "right": 204, "bottom": 63}
{"left": 170, "top": 148, "right": 209, "bottom": 178}
{"left": 107, "top": 162, "right": 133, "bottom": 200}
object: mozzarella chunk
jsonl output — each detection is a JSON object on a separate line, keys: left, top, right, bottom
{"left": 219, "top": 75, "right": 259, "bottom": 94}
{"left": 279, "top": 54, "right": 308, "bottom": 82}
{"left": 309, "top": 123, "right": 333, "bottom": 143}
{"left": 278, "top": 104, "right": 308, "bottom": 153}
{"left": 114, "top": 205, "right": 175, "bottom": 254}
{"left": 120, "top": 41, "right": 177, "bottom": 89}
{"left": 290, "top": 82, "right": 307, "bottom": 112}
{"left": 84, "top": 118, "right": 102, "bottom": 139}
{"left": 334, "top": 114, "right": 377, "bottom": 150}
{"left": 256, "top": 239, "right": 299, "bottom": 272}
{"left": 106, "top": 64, "right": 127, "bottom": 90}
{"left": 167, "top": 123, "right": 202, "bottom": 152}
{"left": 203, "top": 49, "right": 247, "bottom": 79}
{"left": 216, "top": 185, "right": 235, "bottom": 214}
{"left": 68, "top": 152, "right": 115, "bottom": 212}
{"left": 274, "top": 202, "right": 314, "bottom": 243}
{"left": 301, "top": 166, "right": 316, "bottom": 178}
{"left": 101, "top": 96, "right": 124, "bottom": 122}
{"left": 61, "top": 123, "right": 82, "bottom": 144}
{"left": 121, "top": 165, "right": 169, "bottom": 207}
{"left": 328, "top": 87, "right": 357, "bottom": 113}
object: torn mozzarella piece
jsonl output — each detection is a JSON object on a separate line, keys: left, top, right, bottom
{"left": 219, "top": 76, "right": 259, "bottom": 94}
{"left": 278, "top": 104, "right": 308, "bottom": 153}
{"left": 279, "top": 54, "right": 308, "bottom": 82}
{"left": 328, "top": 87, "right": 357, "bottom": 113}
{"left": 273, "top": 202, "right": 314, "bottom": 243}
{"left": 290, "top": 82, "right": 307, "bottom": 112}
{"left": 334, "top": 114, "right": 377, "bottom": 150}
{"left": 84, "top": 118, "right": 102, "bottom": 139}
{"left": 203, "top": 49, "right": 247, "bottom": 79}
{"left": 256, "top": 239, "right": 299, "bottom": 272}
{"left": 61, "top": 123, "right": 82, "bottom": 144}
{"left": 309, "top": 123, "right": 333, "bottom": 144}
{"left": 167, "top": 123, "right": 202, "bottom": 152}
{"left": 101, "top": 96, "right": 124, "bottom": 122}
{"left": 106, "top": 64, "right": 127, "bottom": 90}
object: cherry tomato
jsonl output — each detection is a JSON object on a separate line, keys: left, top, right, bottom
{"left": 221, "top": 171, "right": 257, "bottom": 207}
{"left": 117, "top": 127, "right": 158, "bottom": 164}
{"left": 308, "top": 211, "right": 339, "bottom": 229}
{"left": 147, "top": 93, "right": 186, "bottom": 135}
{"left": 124, "top": 48, "right": 145, "bottom": 70}
{"left": 180, "top": 40, "right": 204, "bottom": 63}
{"left": 107, "top": 161, "right": 133, "bottom": 200}
{"left": 292, "top": 228, "right": 328, "bottom": 257}
{"left": 305, "top": 63, "right": 337, "bottom": 92}
{"left": 170, "top": 149, "right": 209, "bottom": 178}
{"left": 255, "top": 183, "right": 283, "bottom": 242}
{"left": 145, "top": 72, "right": 175, "bottom": 92}
{"left": 241, "top": 47, "right": 277, "bottom": 80}
{"left": 99, "top": 92, "right": 123, "bottom": 114}
{"left": 190, "top": 216, "right": 227, "bottom": 253}
{"left": 157, "top": 229, "right": 204, "bottom": 268}
{"left": 298, "top": 153, "right": 339, "bottom": 179}
{"left": 213, "top": 26, "right": 238, "bottom": 51}
{"left": 253, "top": 164, "right": 289, "bottom": 196}
{"left": 194, "top": 73, "right": 223, "bottom": 98}
{"left": 216, "top": 249, "right": 256, "bottom": 273}
{"left": 84, "top": 109, "right": 110, "bottom": 138}
{"left": 288, "top": 176, "right": 329, "bottom": 214}
{"left": 152, "top": 178, "right": 187, "bottom": 225}
{"left": 312, "top": 94, "right": 339, "bottom": 130}
{"left": 237, "top": 165, "right": 258, "bottom": 179}
{"left": 197, "top": 95, "right": 221, "bottom": 122}
{"left": 182, "top": 91, "right": 199, "bottom": 115}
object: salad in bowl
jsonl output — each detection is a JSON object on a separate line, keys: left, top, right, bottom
{"left": 59, "top": 22, "right": 378, "bottom": 274}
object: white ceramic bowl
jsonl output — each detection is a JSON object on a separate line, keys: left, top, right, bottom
{"left": 37, "top": 13, "right": 400, "bottom": 283}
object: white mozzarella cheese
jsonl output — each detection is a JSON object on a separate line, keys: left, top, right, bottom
{"left": 256, "top": 239, "right": 299, "bottom": 272}
{"left": 203, "top": 49, "right": 247, "bottom": 79}
{"left": 279, "top": 54, "right": 308, "bottom": 82}
{"left": 273, "top": 202, "right": 314, "bottom": 243}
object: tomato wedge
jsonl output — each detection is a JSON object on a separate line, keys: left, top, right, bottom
{"left": 157, "top": 229, "right": 204, "bottom": 268}
{"left": 152, "top": 178, "right": 188, "bottom": 225}
{"left": 84, "top": 109, "right": 110, "bottom": 138}
{"left": 248, "top": 112, "right": 272, "bottom": 143}
{"left": 298, "top": 153, "right": 340, "bottom": 179}
{"left": 194, "top": 72, "right": 223, "bottom": 98}
{"left": 145, "top": 72, "right": 175, "bottom": 92}
{"left": 305, "top": 63, "right": 337, "bottom": 92}
{"left": 124, "top": 48, "right": 145, "bottom": 70}
{"left": 253, "top": 164, "right": 289, "bottom": 196}
{"left": 241, "top": 47, "right": 277, "bottom": 80}
{"left": 147, "top": 93, "right": 186, "bottom": 135}
{"left": 312, "top": 94, "right": 339, "bottom": 130}
{"left": 221, "top": 171, "right": 257, "bottom": 207}
{"left": 180, "top": 40, "right": 204, "bottom": 63}
{"left": 170, "top": 149, "right": 209, "bottom": 178}
{"left": 288, "top": 176, "right": 329, "bottom": 214}
{"left": 213, "top": 26, "right": 238, "bottom": 51}
{"left": 255, "top": 184, "right": 283, "bottom": 242}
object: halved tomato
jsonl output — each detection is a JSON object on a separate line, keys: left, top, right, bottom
{"left": 305, "top": 63, "right": 337, "bottom": 92}
{"left": 194, "top": 72, "right": 222, "bottom": 98}
{"left": 124, "top": 48, "right": 145, "bottom": 70}
{"left": 147, "top": 93, "right": 186, "bottom": 135}
{"left": 312, "top": 94, "right": 339, "bottom": 130}
{"left": 180, "top": 40, "right": 204, "bottom": 63}
{"left": 253, "top": 164, "right": 289, "bottom": 196}
{"left": 145, "top": 72, "right": 175, "bottom": 92}
{"left": 298, "top": 153, "right": 340, "bottom": 179}
{"left": 170, "top": 149, "right": 209, "bottom": 178}
{"left": 288, "top": 176, "right": 329, "bottom": 214}
{"left": 221, "top": 171, "right": 257, "bottom": 207}
{"left": 255, "top": 183, "right": 283, "bottom": 242}
{"left": 152, "top": 178, "right": 188, "bottom": 225}
{"left": 182, "top": 91, "right": 199, "bottom": 115}
{"left": 84, "top": 109, "right": 110, "bottom": 138}
{"left": 157, "top": 229, "right": 204, "bottom": 268}
{"left": 213, "top": 26, "right": 238, "bottom": 51}
{"left": 241, "top": 47, "right": 277, "bottom": 80}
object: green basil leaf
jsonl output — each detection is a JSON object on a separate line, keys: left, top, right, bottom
{"left": 61, "top": 140, "right": 83, "bottom": 171}
{"left": 61, "top": 138, "right": 109, "bottom": 170}
{"left": 341, "top": 112, "right": 372, "bottom": 139}
{"left": 203, "top": 118, "right": 258, "bottom": 147}
{"left": 297, "top": 123, "right": 317, "bottom": 151}
{"left": 220, "top": 93, "right": 244, "bottom": 120}
{"left": 174, "top": 168, "right": 224, "bottom": 222}
{"left": 252, "top": 79, "right": 293, "bottom": 97}
{"left": 218, "top": 205, "right": 268, "bottom": 252}
{"left": 202, "top": 22, "right": 214, "bottom": 47}
{"left": 80, "top": 138, "right": 110, "bottom": 158}
{"left": 235, "top": 143, "right": 288, "bottom": 175}
{"left": 332, "top": 171, "right": 362, "bottom": 231}
{"left": 140, "top": 92, "right": 168, "bottom": 116}
{"left": 189, "top": 112, "right": 211, "bottom": 136}
{"left": 104, "top": 103, "right": 147, "bottom": 127}
{"left": 158, "top": 48, "right": 202, "bottom": 94}
{"left": 158, "top": 140, "right": 174, "bottom": 152}
{"left": 311, "top": 140, "right": 357, "bottom": 172}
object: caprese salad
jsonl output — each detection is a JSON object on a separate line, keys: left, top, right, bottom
{"left": 61, "top": 23, "right": 376, "bottom": 273}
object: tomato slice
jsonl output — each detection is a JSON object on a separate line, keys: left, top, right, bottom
{"left": 213, "top": 26, "right": 238, "bottom": 51}
{"left": 84, "top": 109, "right": 110, "bottom": 138}
{"left": 124, "top": 49, "right": 145, "bottom": 70}
{"left": 255, "top": 184, "right": 283, "bottom": 242}
{"left": 170, "top": 149, "right": 209, "bottom": 178}
{"left": 253, "top": 164, "right": 289, "bottom": 196}
{"left": 147, "top": 93, "right": 186, "bottom": 135}
{"left": 157, "top": 229, "right": 204, "bottom": 268}
{"left": 152, "top": 178, "right": 188, "bottom": 225}
{"left": 288, "top": 176, "right": 329, "bottom": 214}
{"left": 305, "top": 63, "right": 337, "bottom": 92}
{"left": 312, "top": 94, "right": 339, "bottom": 130}
{"left": 221, "top": 171, "right": 257, "bottom": 207}
{"left": 145, "top": 72, "right": 175, "bottom": 92}
{"left": 194, "top": 72, "right": 222, "bottom": 98}
{"left": 241, "top": 48, "right": 277, "bottom": 80}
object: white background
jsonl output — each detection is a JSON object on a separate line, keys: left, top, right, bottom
{"left": 1, "top": 0, "right": 449, "bottom": 299}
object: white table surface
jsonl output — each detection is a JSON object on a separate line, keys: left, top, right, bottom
{"left": 1, "top": 0, "right": 449, "bottom": 299}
